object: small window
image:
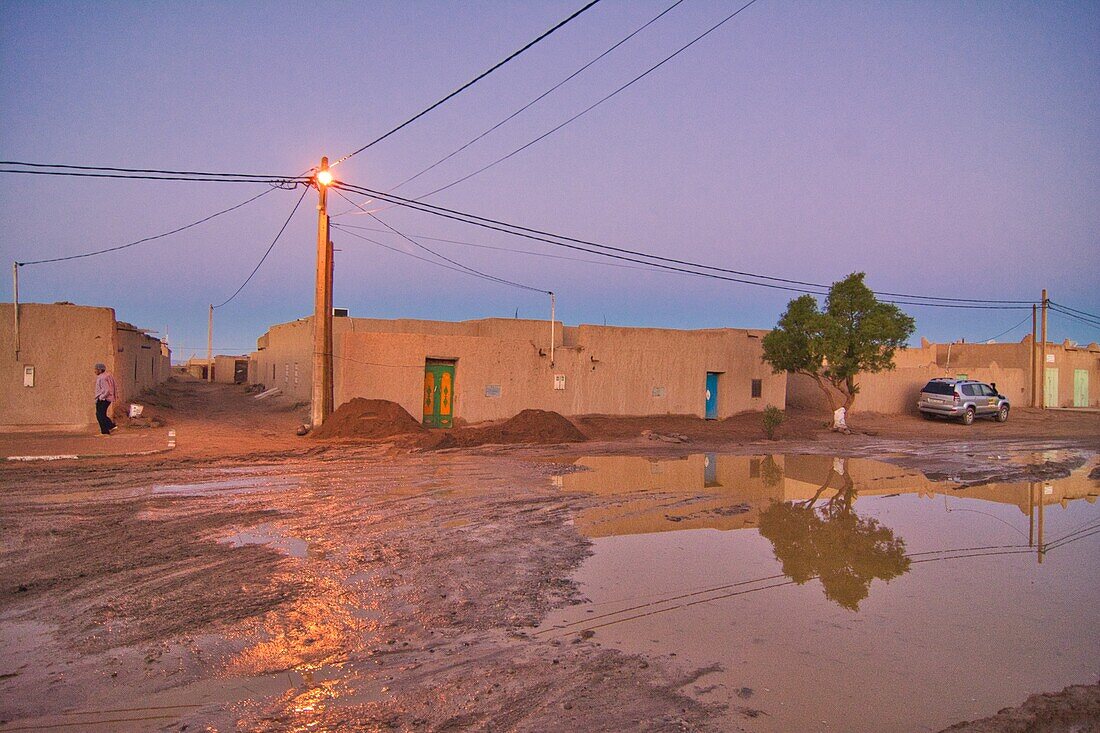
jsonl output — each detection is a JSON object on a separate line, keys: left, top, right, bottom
{"left": 751, "top": 379, "right": 762, "bottom": 398}
{"left": 922, "top": 381, "right": 955, "bottom": 396}
{"left": 961, "top": 384, "right": 977, "bottom": 396}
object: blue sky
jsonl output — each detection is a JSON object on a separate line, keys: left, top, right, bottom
{"left": 1, "top": 0, "right": 1097, "bottom": 359}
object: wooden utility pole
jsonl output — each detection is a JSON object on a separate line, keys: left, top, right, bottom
{"left": 311, "top": 157, "right": 334, "bottom": 428}
{"left": 207, "top": 304, "right": 214, "bottom": 381}
{"left": 1030, "top": 304, "right": 1037, "bottom": 407}
{"left": 1040, "top": 289, "right": 1048, "bottom": 409}
{"left": 12, "top": 262, "right": 19, "bottom": 359}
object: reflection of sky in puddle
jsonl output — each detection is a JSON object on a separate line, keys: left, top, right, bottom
{"left": 221, "top": 522, "right": 316, "bottom": 559}
{"left": 544, "top": 454, "right": 1100, "bottom": 733}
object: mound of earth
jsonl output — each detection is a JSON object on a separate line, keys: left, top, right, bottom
{"left": 450, "top": 409, "right": 587, "bottom": 447}
{"left": 312, "top": 398, "right": 427, "bottom": 440}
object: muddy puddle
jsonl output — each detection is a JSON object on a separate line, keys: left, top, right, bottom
{"left": 541, "top": 453, "right": 1100, "bottom": 732}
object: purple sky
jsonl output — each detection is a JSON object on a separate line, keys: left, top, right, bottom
{"left": 2, "top": 0, "right": 1098, "bottom": 359}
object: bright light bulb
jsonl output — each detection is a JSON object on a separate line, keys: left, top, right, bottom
{"left": 316, "top": 170, "right": 334, "bottom": 186}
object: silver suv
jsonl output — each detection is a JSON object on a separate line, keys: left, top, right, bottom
{"left": 918, "top": 378, "right": 1010, "bottom": 425}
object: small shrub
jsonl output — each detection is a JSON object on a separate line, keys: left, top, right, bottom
{"left": 762, "top": 405, "right": 786, "bottom": 440}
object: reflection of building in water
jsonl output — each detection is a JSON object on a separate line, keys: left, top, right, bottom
{"left": 563, "top": 454, "right": 1098, "bottom": 538}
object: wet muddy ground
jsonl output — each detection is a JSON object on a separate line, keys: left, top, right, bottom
{"left": 1, "top": 382, "right": 1099, "bottom": 731}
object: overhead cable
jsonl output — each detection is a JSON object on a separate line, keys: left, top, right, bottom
{"left": 331, "top": 189, "right": 549, "bottom": 294}
{"left": 17, "top": 187, "right": 280, "bottom": 266}
{"left": 415, "top": 0, "right": 762, "bottom": 200}
{"left": 331, "top": 0, "right": 604, "bottom": 167}
{"left": 975, "top": 313, "right": 1033, "bottom": 343}
{"left": 384, "top": 0, "right": 687, "bottom": 194}
{"left": 213, "top": 186, "right": 309, "bottom": 309}
{"left": 0, "top": 168, "right": 303, "bottom": 186}
{"left": 0, "top": 160, "right": 309, "bottom": 181}
{"left": 1048, "top": 301, "right": 1100, "bottom": 322}
{"left": 333, "top": 181, "right": 1036, "bottom": 308}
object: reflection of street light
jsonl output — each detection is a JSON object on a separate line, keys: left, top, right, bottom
{"left": 315, "top": 169, "right": 334, "bottom": 187}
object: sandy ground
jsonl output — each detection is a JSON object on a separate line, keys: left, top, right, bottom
{"left": 1, "top": 377, "right": 1098, "bottom": 731}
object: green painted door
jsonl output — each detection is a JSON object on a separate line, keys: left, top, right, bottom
{"left": 1044, "top": 367, "right": 1059, "bottom": 408}
{"left": 423, "top": 361, "right": 456, "bottom": 428}
{"left": 1074, "top": 369, "right": 1089, "bottom": 407}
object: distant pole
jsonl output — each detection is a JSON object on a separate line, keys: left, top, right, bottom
{"left": 1037, "top": 483, "right": 1045, "bottom": 564}
{"left": 1040, "top": 289, "right": 1048, "bottom": 409}
{"left": 12, "top": 262, "right": 19, "bottom": 360}
{"left": 1030, "top": 304, "right": 1037, "bottom": 407}
{"left": 549, "top": 292, "right": 556, "bottom": 367}
{"left": 207, "top": 303, "right": 214, "bottom": 381}
{"left": 311, "top": 157, "right": 334, "bottom": 427}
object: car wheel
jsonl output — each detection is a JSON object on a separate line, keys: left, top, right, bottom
{"left": 961, "top": 407, "right": 975, "bottom": 425}
{"left": 995, "top": 404, "right": 1009, "bottom": 423}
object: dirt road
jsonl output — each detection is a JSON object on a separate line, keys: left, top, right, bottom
{"left": 1, "top": 379, "right": 1097, "bottom": 731}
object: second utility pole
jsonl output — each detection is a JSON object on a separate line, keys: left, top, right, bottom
{"left": 311, "top": 157, "right": 334, "bottom": 428}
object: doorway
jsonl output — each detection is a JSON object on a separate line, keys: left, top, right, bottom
{"left": 423, "top": 359, "right": 456, "bottom": 428}
{"left": 1074, "top": 369, "right": 1089, "bottom": 407}
{"left": 705, "top": 372, "right": 720, "bottom": 420}
{"left": 1044, "top": 367, "right": 1059, "bottom": 408}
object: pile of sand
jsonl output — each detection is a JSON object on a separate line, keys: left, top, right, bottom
{"left": 311, "top": 398, "right": 427, "bottom": 441}
{"left": 451, "top": 409, "right": 587, "bottom": 447}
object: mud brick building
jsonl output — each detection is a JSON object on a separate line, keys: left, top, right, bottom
{"left": 250, "top": 315, "right": 786, "bottom": 426}
{"left": 1, "top": 302, "right": 171, "bottom": 431}
{"left": 787, "top": 336, "right": 1100, "bottom": 414}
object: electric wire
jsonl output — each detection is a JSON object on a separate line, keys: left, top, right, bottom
{"left": 331, "top": 188, "right": 550, "bottom": 294}
{"left": 383, "top": 0, "right": 688, "bottom": 194}
{"left": 0, "top": 159, "right": 309, "bottom": 181}
{"left": 212, "top": 186, "right": 308, "bottom": 309}
{"left": 333, "top": 221, "right": 550, "bottom": 295}
{"left": 415, "top": 0, "right": 763, "bottom": 201}
{"left": 1049, "top": 301, "right": 1100, "bottom": 321}
{"left": 333, "top": 222, "right": 665, "bottom": 272}
{"left": 334, "top": 182, "right": 1038, "bottom": 308}
{"left": 16, "top": 188, "right": 280, "bottom": 266}
{"left": 331, "top": 0, "right": 605, "bottom": 166}
{"left": 1048, "top": 306, "right": 1100, "bottom": 332}
{"left": 975, "top": 313, "right": 1033, "bottom": 344}
{"left": 0, "top": 168, "right": 303, "bottom": 186}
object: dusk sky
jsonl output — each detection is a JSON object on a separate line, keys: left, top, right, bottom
{"left": 2, "top": 0, "right": 1097, "bottom": 360}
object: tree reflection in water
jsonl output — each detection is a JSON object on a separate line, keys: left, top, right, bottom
{"left": 758, "top": 459, "right": 910, "bottom": 610}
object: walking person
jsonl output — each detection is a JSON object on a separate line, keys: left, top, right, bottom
{"left": 94, "top": 363, "right": 119, "bottom": 436}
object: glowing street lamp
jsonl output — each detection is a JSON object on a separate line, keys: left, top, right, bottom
{"left": 315, "top": 168, "right": 334, "bottom": 187}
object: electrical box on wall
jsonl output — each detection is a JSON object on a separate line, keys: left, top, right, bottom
{"left": 554, "top": 374, "right": 566, "bottom": 390}
{"left": 23, "top": 365, "right": 34, "bottom": 387}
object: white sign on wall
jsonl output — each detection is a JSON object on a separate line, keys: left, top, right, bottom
{"left": 554, "top": 374, "right": 566, "bottom": 390}
{"left": 1045, "top": 354, "right": 1055, "bottom": 363}
{"left": 23, "top": 365, "right": 34, "bottom": 387}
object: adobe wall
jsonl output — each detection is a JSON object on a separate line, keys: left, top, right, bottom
{"left": 0, "top": 303, "right": 117, "bottom": 431}
{"left": 786, "top": 363, "right": 1027, "bottom": 416}
{"left": 334, "top": 323, "right": 784, "bottom": 423}
{"left": 114, "top": 324, "right": 171, "bottom": 401}
{"left": 213, "top": 355, "right": 247, "bottom": 384}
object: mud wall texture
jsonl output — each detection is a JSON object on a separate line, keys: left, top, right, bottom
{"left": 251, "top": 316, "right": 786, "bottom": 423}
{"left": 212, "top": 355, "right": 247, "bottom": 384}
{"left": 0, "top": 303, "right": 170, "bottom": 431}
{"left": 786, "top": 364, "right": 1028, "bottom": 416}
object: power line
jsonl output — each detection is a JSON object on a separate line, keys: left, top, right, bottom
{"left": 16, "top": 187, "right": 280, "bottom": 266}
{"left": 415, "top": 0, "right": 763, "bottom": 201}
{"left": 975, "top": 313, "right": 1033, "bottom": 343}
{"left": 1048, "top": 305, "right": 1100, "bottom": 332}
{"left": 0, "top": 167, "right": 303, "bottom": 186}
{"left": 381, "top": 0, "right": 687, "bottom": 195}
{"left": 331, "top": 0, "right": 605, "bottom": 167}
{"left": 333, "top": 222, "right": 664, "bottom": 272}
{"left": 333, "top": 181, "right": 1037, "bottom": 309}
{"left": 331, "top": 189, "right": 549, "bottom": 294}
{"left": 212, "top": 186, "right": 309, "bottom": 309}
{"left": 1049, "top": 300, "right": 1100, "bottom": 322}
{"left": 0, "top": 160, "right": 308, "bottom": 180}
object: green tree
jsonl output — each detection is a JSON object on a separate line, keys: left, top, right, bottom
{"left": 762, "top": 272, "right": 914, "bottom": 431}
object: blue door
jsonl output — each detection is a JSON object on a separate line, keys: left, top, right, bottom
{"left": 705, "top": 372, "right": 719, "bottom": 420}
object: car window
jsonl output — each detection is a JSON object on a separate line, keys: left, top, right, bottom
{"left": 979, "top": 385, "right": 994, "bottom": 396}
{"left": 922, "top": 381, "right": 954, "bottom": 396}
{"left": 961, "top": 384, "right": 976, "bottom": 397}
